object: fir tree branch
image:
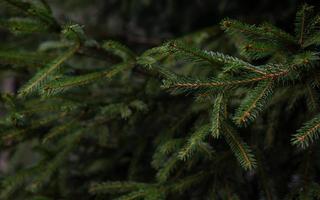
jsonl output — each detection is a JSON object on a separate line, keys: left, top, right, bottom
{"left": 42, "top": 120, "right": 76, "bottom": 144}
{"left": 170, "top": 171, "right": 209, "bottom": 193}
{"left": 298, "top": 6, "right": 307, "bottom": 46}
{"left": 304, "top": 32, "right": 320, "bottom": 47}
{"left": 167, "top": 41, "right": 266, "bottom": 74}
{"left": 292, "top": 114, "right": 320, "bottom": 149}
{"left": 89, "top": 181, "right": 148, "bottom": 194}
{"left": 1, "top": 0, "right": 60, "bottom": 31}
{"left": 114, "top": 190, "right": 146, "bottom": 200}
{"left": 291, "top": 51, "right": 319, "bottom": 70}
{"left": 260, "top": 23, "right": 296, "bottom": 44}
{"left": 18, "top": 43, "right": 80, "bottom": 97}
{"left": 167, "top": 41, "right": 217, "bottom": 65}
{"left": 211, "top": 93, "right": 226, "bottom": 138}
{"left": 77, "top": 45, "right": 126, "bottom": 64}
{"left": 41, "top": 61, "right": 134, "bottom": 96}
{"left": 0, "top": 18, "right": 49, "bottom": 34}
{"left": 233, "top": 80, "right": 274, "bottom": 126}
{"left": 306, "top": 84, "right": 319, "bottom": 112}
{"left": 300, "top": 11, "right": 306, "bottom": 45}
{"left": 1, "top": 115, "right": 60, "bottom": 146}
{"left": 164, "top": 70, "right": 287, "bottom": 90}
{"left": 222, "top": 122, "right": 256, "bottom": 170}
{"left": 156, "top": 156, "right": 180, "bottom": 183}
{"left": 222, "top": 19, "right": 295, "bottom": 44}
{"left": 102, "top": 40, "right": 136, "bottom": 61}
{"left": 152, "top": 139, "right": 184, "bottom": 170}
{"left": 28, "top": 144, "right": 75, "bottom": 192}
{"left": 0, "top": 50, "right": 53, "bottom": 68}
{"left": 178, "top": 124, "right": 211, "bottom": 161}
{"left": 295, "top": 4, "right": 314, "bottom": 46}
{"left": 0, "top": 164, "right": 44, "bottom": 199}
{"left": 240, "top": 42, "right": 281, "bottom": 60}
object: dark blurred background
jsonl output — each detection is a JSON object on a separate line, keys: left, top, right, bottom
{"left": 46, "top": 0, "right": 318, "bottom": 47}
{"left": 1, "top": 0, "right": 319, "bottom": 49}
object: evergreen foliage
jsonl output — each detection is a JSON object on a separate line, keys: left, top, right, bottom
{"left": 1, "top": 1, "right": 320, "bottom": 199}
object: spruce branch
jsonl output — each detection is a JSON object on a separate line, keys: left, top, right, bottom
{"left": 222, "top": 122, "right": 256, "bottom": 170}
{"left": 152, "top": 139, "right": 184, "bottom": 169}
{"left": 90, "top": 183, "right": 165, "bottom": 200}
{"left": 1, "top": 2, "right": 320, "bottom": 199}
{"left": 27, "top": 145, "right": 74, "bottom": 192}
{"left": 166, "top": 40, "right": 218, "bottom": 65}
{"left": 240, "top": 41, "right": 280, "bottom": 60}
{"left": 156, "top": 156, "right": 179, "bottom": 183}
{"left": 295, "top": 4, "right": 314, "bottom": 46}
{"left": 22, "top": 99, "right": 80, "bottom": 114}
{"left": 304, "top": 32, "right": 320, "bottom": 48}
{"left": 102, "top": 40, "right": 136, "bottom": 61}
{"left": 0, "top": 164, "right": 43, "bottom": 199}
{"left": 158, "top": 139, "right": 184, "bottom": 156}
{"left": 1, "top": 0, "right": 60, "bottom": 31}
{"left": 1, "top": 115, "right": 60, "bottom": 146}
{"left": 306, "top": 84, "right": 320, "bottom": 112}
{"left": 18, "top": 43, "right": 80, "bottom": 97}
{"left": 137, "top": 46, "right": 169, "bottom": 68}
{"left": 166, "top": 41, "right": 266, "bottom": 74}
{"left": 292, "top": 114, "right": 320, "bottom": 149}
{"left": 178, "top": 124, "right": 211, "bottom": 161}
{"left": 221, "top": 19, "right": 295, "bottom": 44}
{"left": 41, "top": 120, "right": 76, "bottom": 144}
{"left": 0, "top": 17, "right": 49, "bottom": 34}
{"left": 0, "top": 50, "right": 52, "bottom": 68}
{"left": 291, "top": 51, "right": 319, "bottom": 69}
{"left": 170, "top": 171, "right": 209, "bottom": 194}
{"left": 114, "top": 190, "right": 147, "bottom": 200}
{"left": 99, "top": 101, "right": 146, "bottom": 119}
{"left": 303, "top": 15, "right": 320, "bottom": 47}
{"left": 89, "top": 181, "right": 148, "bottom": 194}
{"left": 41, "top": 61, "right": 134, "bottom": 96}
{"left": 221, "top": 19, "right": 261, "bottom": 38}
{"left": 259, "top": 23, "right": 296, "bottom": 44}
{"left": 211, "top": 93, "right": 226, "bottom": 138}
{"left": 233, "top": 80, "right": 274, "bottom": 127}
{"left": 77, "top": 45, "right": 123, "bottom": 64}
{"left": 163, "top": 69, "right": 287, "bottom": 91}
